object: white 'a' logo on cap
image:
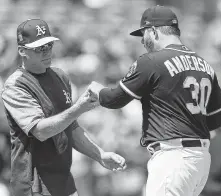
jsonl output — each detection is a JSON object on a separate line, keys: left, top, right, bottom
{"left": 36, "top": 25, "right": 46, "bottom": 37}
{"left": 172, "top": 19, "right": 177, "bottom": 24}
{"left": 145, "top": 21, "right": 151, "bottom": 25}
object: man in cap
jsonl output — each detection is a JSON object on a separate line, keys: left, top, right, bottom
{"left": 1, "top": 19, "right": 126, "bottom": 196}
{"left": 88, "top": 5, "right": 221, "bottom": 196}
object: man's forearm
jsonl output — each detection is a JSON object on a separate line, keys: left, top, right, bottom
{"left": 99, "top": 86, "right": 133, "bottom": 109}
{"left": 71, "top": 126, "right": 103, "bottom": 163}
{"left": 31, "top": 104, "right": 84, "bottom": 141}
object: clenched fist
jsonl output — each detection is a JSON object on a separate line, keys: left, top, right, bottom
{"left": 87, "top": 81, "right": 106, "bottom": 99}
{"left": 75, "top": 88, "right": 100, "bottom": 113}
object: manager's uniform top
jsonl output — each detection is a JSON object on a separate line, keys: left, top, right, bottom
{"left": 99, "top": 44, "right": 221, "bottom": 146}
{"left": 1, "top": 67, "right": 78, "bottom": 196}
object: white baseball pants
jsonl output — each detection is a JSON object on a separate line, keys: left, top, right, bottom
{"left": 145, "top": 139, "right": 211, "bottom": 196}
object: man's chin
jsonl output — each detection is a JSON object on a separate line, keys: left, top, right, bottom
{"left": 42, "top": 58, "right": 52, "bottom": 66}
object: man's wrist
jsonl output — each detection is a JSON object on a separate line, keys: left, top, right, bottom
{"left": 70, "top": 103, "right": 85, "bottom": 119}
{"left": 97, "top": 149, "right": 105, "bottom": 163}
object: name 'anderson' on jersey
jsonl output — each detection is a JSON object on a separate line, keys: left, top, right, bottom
{"left": 120, "top": 44, "right": 221, "bottom": 145}
{"left": 164, "top": 53, "right": 214, "bottom": 78}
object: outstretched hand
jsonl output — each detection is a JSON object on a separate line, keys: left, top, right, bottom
{"left": 87, "top": 81, "right": 105, "bottom": 98}
{"left": 99, "top": 152, "right": 127, "bottom": 172}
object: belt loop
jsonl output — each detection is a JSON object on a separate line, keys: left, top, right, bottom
{"left": 146, "top": 142, "right": 159, "bottom": 155}
{"left": 147, "top": 146, "right": 155, "bottom": 154}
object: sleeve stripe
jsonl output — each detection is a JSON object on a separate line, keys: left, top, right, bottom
{"left": 119, "top": 81, "right": 142, "bottom": 99}
{"left": 206, "top": 108, "right": 221, "bottom": 116}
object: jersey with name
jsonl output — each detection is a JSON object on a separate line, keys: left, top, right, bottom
{"left": 120, "top": 44, "right": 221, "bottom": 145}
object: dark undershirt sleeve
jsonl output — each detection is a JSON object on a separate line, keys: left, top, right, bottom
{"left": 99, "top": 85, "right": 134, "bottom": 109}
{"left": 99, "top": 55, "right": 154, "bottom": 109}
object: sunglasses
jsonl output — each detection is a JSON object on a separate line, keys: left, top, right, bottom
{"left": 21, "top": 42, "right": 54, "bottom": 53}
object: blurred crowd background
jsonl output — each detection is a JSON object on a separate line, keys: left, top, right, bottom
{"left": 0, "top": 0, "right": 221, "bottom": 195}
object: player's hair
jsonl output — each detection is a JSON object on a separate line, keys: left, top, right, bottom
{"left": 156, "top": 26, "right": 181, "bottom": 37}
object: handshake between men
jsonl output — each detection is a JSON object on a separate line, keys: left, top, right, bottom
{"left": 75, "top": 81, "right": 105, "bottom": 113}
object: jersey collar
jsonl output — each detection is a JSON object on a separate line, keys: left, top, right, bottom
{"left": 164, "top": 44, "right": 196, "bottom": 54}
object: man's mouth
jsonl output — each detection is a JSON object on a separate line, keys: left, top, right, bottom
{"left": 42, "top": 58, "right": 51, "bottom": 61}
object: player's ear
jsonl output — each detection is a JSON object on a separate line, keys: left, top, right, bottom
{"left": 18, "top": 47, "right": 25, "bottom": 56}
{"left": 18, "top": 47, "right": 29, "bottom": 59}
{"left": 152, "top": 26, "right": 159, "bottom": 40}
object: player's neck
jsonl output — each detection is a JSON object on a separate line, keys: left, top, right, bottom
{"left": 158, "top": 36, "right": 182, "bottom": 50}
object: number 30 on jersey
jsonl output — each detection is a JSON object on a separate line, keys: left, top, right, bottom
{"left": 183, "top": 77, "right": 211, "bottom": 115}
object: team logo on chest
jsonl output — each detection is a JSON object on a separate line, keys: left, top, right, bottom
{"left": 63, "top": 90, "right": 72, "bottom": 104}
{"left": 36, "top": 25, "right": 46, "bottom": 36}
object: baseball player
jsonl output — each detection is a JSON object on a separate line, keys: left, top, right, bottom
{"left": 1, "top": 19, "right": 126, "bottom": 196}
{"left": 88, "top": 5, "right": 221, "bottom": 196}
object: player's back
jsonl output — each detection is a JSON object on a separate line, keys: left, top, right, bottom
{"left": 141, "top": 44, "right": 216, "bottom": 144}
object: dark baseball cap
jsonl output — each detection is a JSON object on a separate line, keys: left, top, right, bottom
{"left": 130, "top": 5, "right": 179, "bottom": 37}
{"left": 17, "top": 19, "right": 59, "bottom": 48}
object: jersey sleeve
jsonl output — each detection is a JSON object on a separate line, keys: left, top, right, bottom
{"left": 1, "top": 85, "right": 45, "bottom": 136}
{"left": 120, "top": 55, "right": 154, "bottom": 99}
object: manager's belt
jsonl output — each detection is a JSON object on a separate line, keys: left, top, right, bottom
{"left": 148, "top": 139, "right": 203, "bottom": 155}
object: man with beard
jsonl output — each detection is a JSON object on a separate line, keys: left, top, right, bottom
{"left": 87, "top": 5, "right": 221, "bottom": 196}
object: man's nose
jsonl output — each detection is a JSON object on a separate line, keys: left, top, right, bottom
{"left": 141, "top": 37, "right": 144, "bottom": 44}
{"left": 43, "top": 49, "right": 52, "bottom": 56}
